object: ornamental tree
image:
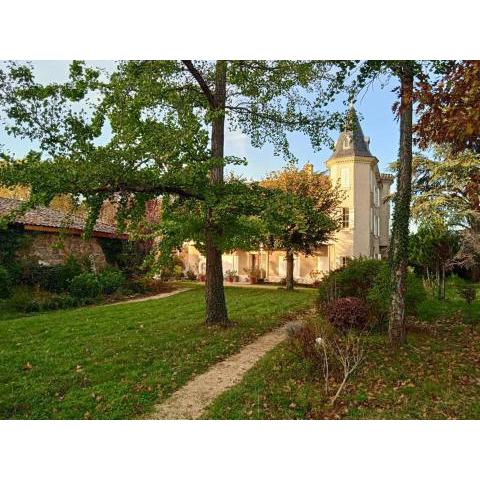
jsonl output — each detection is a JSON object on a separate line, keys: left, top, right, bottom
{"left": 0, "top": 60, "right": 352, "bottom": 325}
{"left": 415, "top": 60, "right": 480, "bottom": 154}
{"left": 409, "top": 219, "right": 459, "bottom": 300}
{"left": 412, "top": 147, "right": 480, "bottom": 280}
{"left": 260, "top": 165, "right": 342, "bottom": 290}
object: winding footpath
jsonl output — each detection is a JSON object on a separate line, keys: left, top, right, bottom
{"left": 149, "top": 320, "right": 300, "bottom": 419}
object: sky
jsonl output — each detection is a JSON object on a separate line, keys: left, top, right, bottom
{"left": 0, "top": 61, "right": 401, "bottom": 180}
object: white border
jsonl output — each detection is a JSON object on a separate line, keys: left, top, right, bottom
{"left": 1, "top": 0, "right": 479, "bottom": 59}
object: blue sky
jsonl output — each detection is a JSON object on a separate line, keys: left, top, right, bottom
{"left": 1, "top": 61, "right": 400, "bottom": 180}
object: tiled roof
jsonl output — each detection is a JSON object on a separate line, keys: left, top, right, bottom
{"left": 329, "top": 107, "right": 374, "bottom": 160}
{"left": 0, "top": 197, "right": 125, "bottom": 238}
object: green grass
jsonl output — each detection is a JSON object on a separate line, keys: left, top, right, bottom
{"left": 0, "top": 285, "right": 316, "bottom": 419}
{"left": 417, "top": 281, "right": 480, "bottom": 322}
{"left": 204, "top": 280, "right": 480, "bottom": 420}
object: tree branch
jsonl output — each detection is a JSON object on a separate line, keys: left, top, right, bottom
{"left": 182, "top": 61, "right": 217, "bottom": 109}
{"left": 93, "top": 183, "right": 204, "bottom": 201}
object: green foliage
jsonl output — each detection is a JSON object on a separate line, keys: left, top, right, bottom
{"left": 48, "top": 256, "right": 83, "bottom": 292}
{"left": 409, "top": 219, "right": 459, "bottom": 274}
{"left": 457, "top": 285, "right": 476, "bottom": 305}
{"left": 18, "top": 256, "right": 83, "bottom": 293}
{"left": 318, "top": 257, "right": 383, "bottom": 304}
{"left": 69, "top": 272, "right": 101, "bottom": 299}
{"left": 98, "top": 238, "right": 147, "bottom": 276}
{"left": 0, "top": 61, "right": 354, "bottom": 287}
{"left": 0, "top": 227, "right": 28, "bottom": 281}
{"left": 324, "top": 297, "right": 368, "bottom": 331}
{"left": 0, "top": 266, "right": 12, "bottom": 298}
{"left": 97, "top": 268, "right": 126, "bottom": 295}
{"left": 318, "top": 258, "right": 427, "bottom": 324}
{"left": 367, "top": 264, "right": 427, "bottom": 322}
{"left": 7, "top": 288, "right": 80, "bottom": 313}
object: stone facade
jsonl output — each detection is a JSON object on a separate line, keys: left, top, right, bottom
{"left": 19, "top": 231, "right": 107, "bottom": 269}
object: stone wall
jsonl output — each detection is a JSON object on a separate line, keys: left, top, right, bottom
{"left": 19, "top": 231, "right": 107, "bottom": 269}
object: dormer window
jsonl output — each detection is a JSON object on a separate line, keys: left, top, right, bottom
{"left": 343, "top": 134, "right": 352, "bottom": 149}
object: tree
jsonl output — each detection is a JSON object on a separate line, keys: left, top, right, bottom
{"left": 0, "top": 60, "right": 351, "bottom": 325}
{"left": 409, "top": 219, "right": 459, "bottom": 300}
{"left": 412, "top": 148, "right": 480, "bottom": 278}
{"left": 415, "top": 61, "right": 480, "bottom": 154}
{"left": 260, "top": 165, "right": 342, "bottom": 290}
{"left": 414, "top": 60, "right": 480, "bottom": 280}
{"left": 348, "top": 60, "right": 446, "bottom": 346}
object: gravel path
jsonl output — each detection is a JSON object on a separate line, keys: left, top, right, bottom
{"left": 104, "top": 288, "right": 190, "bottom": 306}
{"left": 149, "top": 320, "right": 299, "bottom": 419}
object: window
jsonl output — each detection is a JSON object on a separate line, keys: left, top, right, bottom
{"left": 343, "top": 135, "right": 351, "bottom": 149}
{"left": 370, "top": 208, "right": 374, "bottom": 233}
{"left": 373, "top": 184, "right": 380, "bottom": 206}
{"left": 341, "top": 256, "right": 349, "bottom": 267}
{"left": 342, "top": 207, "right": 350, "bottom": 228}
{"left": 340, "top": 167, "right": 350, "bottom": 188}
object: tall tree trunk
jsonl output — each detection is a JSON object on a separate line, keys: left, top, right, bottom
{"left": 389, "top": 63, "right": 414, "bottom": 348}
{"left": 205, "top": 60, "right": 229, "bottom": 325}
{"left": 441, "top": 263, "right": 446, "bottom": 300}
{"left": 285, "top": 250, "right": 294, "bottom": 290}
{"left": 436, "top": 262, "right": 441, "bottom": 300}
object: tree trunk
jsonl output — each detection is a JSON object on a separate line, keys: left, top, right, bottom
{"left": 389, "top": 63, "right": 414, "bottom": 348}
{"left": 285, "top": 250, "right": 294, "bottom": 290}
{"left": 204, "top": 60, "right": 229, "bottom": 326}
{"left": 441, "top": 263, "right": 446, "bottom": 301}
{"left": 436, "top": 262, "right": 441, "bottom": 300}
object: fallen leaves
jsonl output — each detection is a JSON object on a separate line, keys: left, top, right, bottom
{"left": 22, "top": 362, "right": 33, "bottom": 371}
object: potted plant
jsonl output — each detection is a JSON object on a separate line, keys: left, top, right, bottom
{"left": 243, "top": 267, "right": 261, "bottom": 284}
{"left": 225, "top": 270, "right": 237, "bottom": 283}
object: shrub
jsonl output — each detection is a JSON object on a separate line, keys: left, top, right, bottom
{"left": 287, "top": 319, "right": 325, "bottom": 363}
{"left": 41, "top": 293, "right": 79, "bottom": 311}
{"left": 9, "top": 289, "right": 80, "bottom": 313}
{"left": 44, "top": 256, "right": 84, "bottom": 292}
{"left": 8, "top": 288, "right": 43, "bottom": 313}
{"left": 458, "top": 285, "right": 476, "bottom": 305}
{"left": 185, "top": 270, "right": 197, "bottom": 281}
{"left": 0, "top": 266, "right": 12, "bottom": 298}
{"left": 367, "top": 264, "right": 427, "bottom": 322}
{"left": 98, "top": 268, "right": 126, "bottom": 295}
{"left": 69, "top": 273, "right": 101, "bottom": 299}
{"left": 138, "top": 276, "right": 169, "bottom": 294}
{"left": 123, "top": 278, "right": 147, "bottom": 295}
{"left": 18, "top": 256, "right": 83, "bottom": 292}
{"left": 323, "top": 296, "right": 368, "bottom": 332}
{"left": 318, "top": 257, "right": 383, "bottom": 304}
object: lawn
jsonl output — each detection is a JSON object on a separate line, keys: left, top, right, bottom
{"left": 0, "top": 285, "right": 316, "bottom": 419}
{"left": 204, "top": 281, "right": 480, "bottom": 420}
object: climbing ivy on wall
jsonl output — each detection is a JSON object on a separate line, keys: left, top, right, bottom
{"left": 0, "top": 226, "right": 30, "bottom": 279}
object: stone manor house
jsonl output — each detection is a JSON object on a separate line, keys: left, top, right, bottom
{"left": 182, "top": 111, "right": 394, "bottom": 284}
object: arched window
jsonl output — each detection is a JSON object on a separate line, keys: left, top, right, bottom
{"left": 343, "top": 135, "right": 351, "bottom": 149}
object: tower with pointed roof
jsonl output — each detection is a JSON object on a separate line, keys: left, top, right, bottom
{"left": 326, "top": 108, "right": 393, "bottom": 266}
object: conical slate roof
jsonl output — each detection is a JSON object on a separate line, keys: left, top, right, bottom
{"left": 329, "top": 107, "right": 374, "bottom": 159}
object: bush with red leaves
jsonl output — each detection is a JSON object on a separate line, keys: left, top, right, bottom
{"left": 324, "top": 296, "right": 368, "bottom": 332}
